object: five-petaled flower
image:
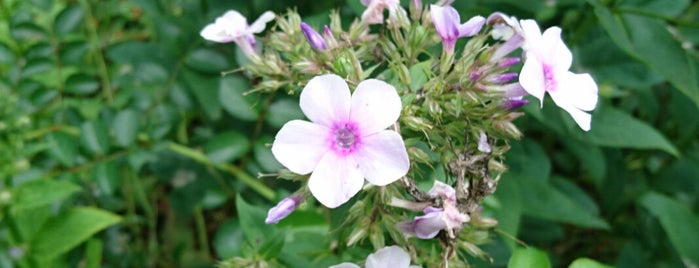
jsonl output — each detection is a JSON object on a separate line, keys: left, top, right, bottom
{"left": 518, "top": 20, "right": 598, "bottom": 131}
{"left": 330, "top": 246, "right": 422, "bottom": 268}
{"left": 397, "top": 181, "right": 470, "bottom": 239}
{"left": 200, "top": 10, "right": 275, "bottom": 59}
{"left": 271, "top": 74, "right": 410, "bottom": 208}
{"left": 430, "top": 5, "right": 485, "bottom": 54}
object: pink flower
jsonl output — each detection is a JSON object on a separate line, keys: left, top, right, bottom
{"left": 430, "top": 5, "right": 485, "bottom": 54}
{"left": 265, "top": 194, "right": 303, "bottom": 224}
{"left": 271, "top": 74, "right": 410, "bottom": 208}
{"left": 361, "top": 0, "right": 401, "bottom": 24}
{"left": 330, "top": 246, "right": 421, "bottom": 268}
{"left": 200, "top": 10, "right": 275, "bottom": 59}
{"left": 486, "top": 12, "right": 524, "bottom": 61}
{"left": 518, "top": 20, "right": 598, "bottom": 131}
{"left": 398, "top": 181, "right": 469, "bottom": 239}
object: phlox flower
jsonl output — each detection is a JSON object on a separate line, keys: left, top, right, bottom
{"left": 330, "top": 246, "right": 421, "bottom": 268}
{"left": 430, "top": 5, "right": 485, "bottom": 54}
{"left": 518, "top": 20, "right": 598, "bottom": 131}
{"left": 271, "top": 74, "right": 410, "bottom": 208}
{"left": 486, "top": 12, "right": 524, "bottom": 61}
{"left": 398, "top": 181, "right": 469, "bottom": 239}
{"left": 200, "top": 10, "right": 275, "bottom": 59}
{"left": 300, "top": 22, "right": 326, "bottom": 50}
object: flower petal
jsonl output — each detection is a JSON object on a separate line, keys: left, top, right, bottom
{"left": 350, "top": 79, "right": 402, "bottom": 134}
{"left": 271, "top": 120, "right": 330, "bottom": 175}
{"left": 549, "top": 72, "right": 598, "bottom": 112}
{"left": 540, "top": 26, "right": 572, "bottom": 71}
{"left": 457, "top": 15, "right": 485, "bottom": 37}
{"left": 300, "top": 74, "right": 351, "bottom": 127}
{"left": 557, "top": 102, "right": 592, "bottom": 131}
{"left": 308, "top": 152, "right": 364, "bottom": 208}
{"left": 427, "top": 181, "right": 456, "bottom": 203}
{"left": 329, "top": 263, "right": 361, "bottom": 268}
{"left": 247, "top": 11, "right": 275, "bottom": 34}
{"left": 430, "top": 5, "right": 460, "bottom": 41}
{"left": 519, "top": 19, "right": 542, "bottom": 49}
{"left": 519, "top": 53, "right": 546, "bottom": 105}
{"left": 366, "top": 246, "right": 411, "bottom": 268}
{"left": 200, "top": 23, "right": 235, "bottom": 43}
{"left": 353, "top": 130, "right": 409, "bottom": 186}
{"left": 414, "top": 208, "right": 447, "bottom": 239}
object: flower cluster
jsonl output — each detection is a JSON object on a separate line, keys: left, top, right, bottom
{"left": 330, "top": 246, "right": 421, "bottom": 268}
{"left": 200, "top": 0, "right": 599, "bottom": 266}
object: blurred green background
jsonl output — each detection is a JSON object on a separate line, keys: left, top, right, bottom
{"left": 1, "top": 0, "right": 698, "bottom": 267}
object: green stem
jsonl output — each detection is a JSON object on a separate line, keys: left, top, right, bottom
{"left": 79, "top": 0, "right": 113, "bottom": 103}
{"left": 194, "top": 206, "right": 211, "bottom": 261}
{"left": 167, "top": 142, "right": 275, "bottom": 201}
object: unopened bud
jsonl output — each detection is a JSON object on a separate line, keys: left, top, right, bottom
{"left": 265, "top": 194, "right": 304, "bottom": 224}
{"left": 489, "top": 72, "right": 518, "bottom": 84}
{"left": 402, "top": 116, "right": 433, "bottom": 131}
{"left": 346, "top": 227, "right": 367, "bottom": 247}
{"left": 498, "top": 57, "right": 521, "bottom": 68}
{"left": 493, "top": 120, "right": 522, "bottom": 139}
{"left": 300, "top": 22, "right": 326, "bottom": 50}
{"left": 292, "top": 60, "right": 321, "bottom": 74}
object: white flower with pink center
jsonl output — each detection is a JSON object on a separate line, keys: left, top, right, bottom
{"left": 518, "top": 19, "right": 598, "bottom": 131}
{"left": 271, "top": 74, "right": 410, "bottom": 208}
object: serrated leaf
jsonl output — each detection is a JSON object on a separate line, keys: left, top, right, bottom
{"left": 80, "top": 120, "right": 111, "bottom": 156}
{"left": 113, "top": 109, "right": 139, "bottom": 147}
{"left": 10, "top": 179, "right": 80, "bottom": 213}
{"left": 54, "top": 4, "right": 84, "bottom": 36}
{"left": 639, "top": 192, "right": 699, "bottom": 267}
{"left": 219, "top": 75, "right": 258, "bottom": 121}
{"left": 508, "top": 247, "right": 551, "bottom": 268}
{"left": 29, "top": 208, "right": 121, "bottom": 261}
{"left": 46, "top": 132, "right": 78, "bottom": 166}
{"left": 204, "top": 132, "right": 249, "bottom": 164}
{"left": 581, "top": 105, "right": 679, "bottom": 156}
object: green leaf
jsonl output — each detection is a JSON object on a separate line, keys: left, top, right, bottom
{"left": 0, "top": 42, "right": 16, "bottom": 64}
{"left": 409, "top": 61, "right": 431, "bottom": 91}
{"left": 569, "top": 258, "right": 614, "bottom": 268}
{"left": 113, "top": 109, "right": 139, "bottom": 147}
{"left": 54, "top": 4, "right": 84, "bottom": 36}
{"left": 10, "top": 22, "right": 46, "bottom": 41}
{"left": 29, "top": 207, "right": 121, "bottom": 261}
{"left": 46, "top": 132, "right": 78, "bottom": 166}
{"left": 506, "top": 139, "right": 551, "bottom": 180}
{"left": 265, "top": 98, "right": 304, "bottom": 128}
{"left": 94, "top": 162, "right": 118, "bottom": 196}
{"left": 185, "top": 48, "right": 230, "bottom": 73}
{"left": 80, "top": 120, "right": 111, "bottom": 156}
{"left": 639, "top": 192, "right": 699, "bottom": 267}
{"left": 581, "top": 105, "right": 679, "bottom": 156}
{"left": 84, "top": 238, "right": 103, "bottom": 268}
{"left": 508, "top": 247, "right": 551, "bottom": 268}
{"left": 204, "top": 132, "right": 249, "bottom": 164}
{"left": 10, "top": 179, "right": 80, "bottom": 213}
{"left": 219, "top": 75, "right": 258, "bottom": 121}
{"left": 65, "top": 73, "right": 100, "bottom": 95}
{"left": 619, "top": 0, "right": 690, "bottom": 17}
{"left": 517, "top": 176, "right": 609, "bottom": 229}
{"left": 182, "top": 70, "right": 222, "bottom": 120}
{"left": 214, "top": 219, "right": 244, "bottom": 259}
{"left": 235, "top": 194, "right": 274, "bottom": 247}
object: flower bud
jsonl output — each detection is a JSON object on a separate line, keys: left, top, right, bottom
{"left": 501, "top": 98, "right": 530, "bottom": 110}
{"left": 300, "top": 22, "right": 326, "bottom": 50}
{"left": 265, "top": 194, "right": 303, "bottom": 224}
{"left": 498, "top": 57, "right": 521, "bottom": 68}
{"left": 490, "top": 72, "right": 518, "bottom": 84}
{"left": 477, "top": 131, "right": 491, "bottom": 153}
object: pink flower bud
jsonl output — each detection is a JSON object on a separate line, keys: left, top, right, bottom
{"left": 300, "top": 22, "right": 326, "bottom": 50}
{"left": 265, "top": 194, "right": 303, "bottom": 224}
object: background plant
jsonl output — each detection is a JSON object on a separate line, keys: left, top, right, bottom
{"left": 0, "top": 0, "right": 698, "bottom": 267}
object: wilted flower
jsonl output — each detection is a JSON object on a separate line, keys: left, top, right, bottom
{"left": 200, "top": 10, "right": 275, "bottom": 59}
{"left": 430, "top": 5, "right": 485, "bottom": 54}
{"left": 518, "top": 20, "right": 598, "bottom": 131}
{"left": 330, "top": 246, "right": 421, "bottom": 268}
{"left": 477, "top": 130, "right": 491, "bottom": 153}
{"left": 398, "top": 181, "right": 470, "bottom": 239}
{"left": 265, "top": 194, "right": 303, "bottom": 224}
{"left": 300, "top": 22, "right": 326, "bottom": 50}
{"left": 271, "top": 74, "right": 410, "bottom": 208}
{"left": 486, "top": 12, "right": 524, "bottom": 61}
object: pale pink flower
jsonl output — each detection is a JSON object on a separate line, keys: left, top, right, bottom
{"left": 330, "top": 246, "right": 421, "bottom": 268}
{"left": 200, "top": 10, "right": 275, "bottom": 59}
{"left": 477, "top": 131, "right": 491, "bottom": 153}
{"left": 361, "top": 0, "right": 401, "bottom": 24}
{"left": 518, "top": 20, "right": 598, "bottom": 131}
{"left": 486, "top": 12, "right": 524, "bottom": 61}
{"left": 398, "top": 181, "right": 469, "bottom": 239}
{"left": 271, "top": 74, "right": 410, "bottom": 208}
{"left": 430, "top": 5, "right": 485, "bottom": 54}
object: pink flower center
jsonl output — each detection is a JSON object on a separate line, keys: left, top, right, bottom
{"left": 543, "top": 64, "right": 556, "bottom": 92}
{"left": 330, "top": 122, "right": 361, "bottom": 156}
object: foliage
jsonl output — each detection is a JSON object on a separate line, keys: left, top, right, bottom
{"left": 0, "top": 0, "right": 698, "bottom": 267}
